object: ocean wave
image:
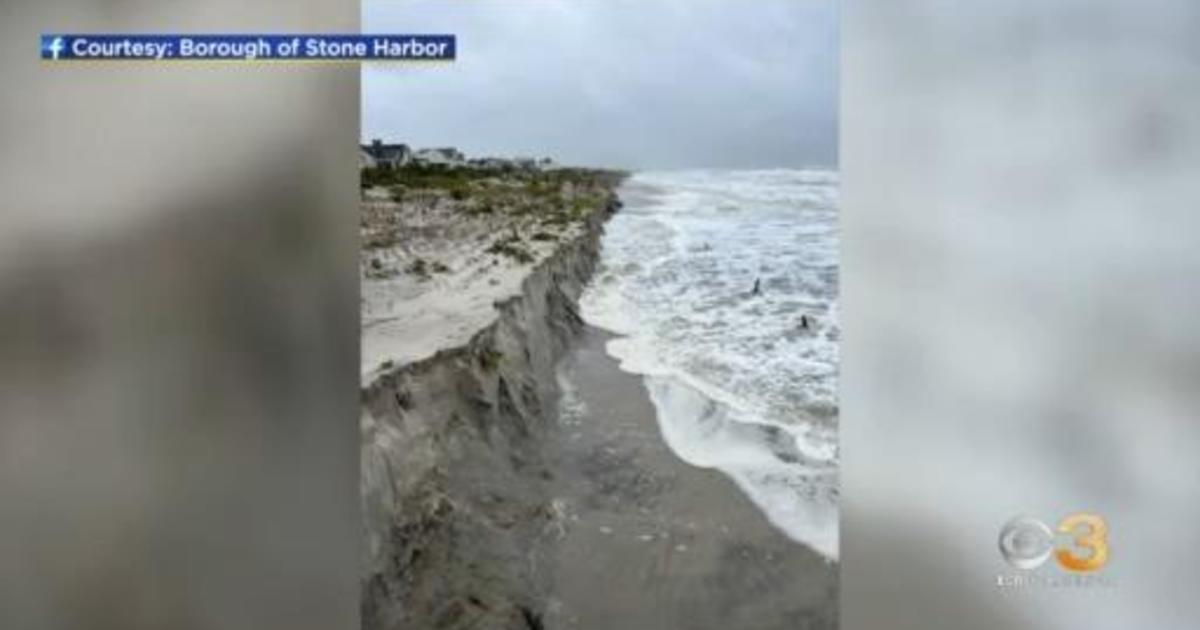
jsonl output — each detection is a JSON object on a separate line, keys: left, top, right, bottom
{"left": 581, "top": 169, "right": 840, "bottom": 559}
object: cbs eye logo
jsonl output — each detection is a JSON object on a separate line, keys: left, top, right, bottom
{"left": 998, "top": 513, "right": 1109, "bottom": 572}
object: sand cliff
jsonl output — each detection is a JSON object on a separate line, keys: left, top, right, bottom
{"left": 360, "top": 179, "right": 622, "bottom": 630}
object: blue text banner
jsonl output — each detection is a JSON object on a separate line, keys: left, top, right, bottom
{"left": 40, "top": 34, "right": 456, "bottom": 62}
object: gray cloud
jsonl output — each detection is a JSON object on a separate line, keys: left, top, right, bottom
{"left": 363, "top": 0, "right": 838, "bottom": 170}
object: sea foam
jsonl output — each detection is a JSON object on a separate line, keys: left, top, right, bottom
{"left": 581, "top": 169, "right": 840, "bottom": 559}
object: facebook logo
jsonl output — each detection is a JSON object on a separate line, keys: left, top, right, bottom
{"left": 41, "top": 36, "right": 67, "bottom": 60}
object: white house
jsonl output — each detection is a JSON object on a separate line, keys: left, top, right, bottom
{"left": 413, "top": 147, "right": 466, "bottom": 167}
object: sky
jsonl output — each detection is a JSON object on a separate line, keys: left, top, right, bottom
{"left": 363, "top": 0, "right": 838, "bottom": 170}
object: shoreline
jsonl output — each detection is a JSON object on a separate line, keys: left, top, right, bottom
{"left": 358, "top": 166, "right": 837, "bottom": 629}
{"left": 548, "top": 326, "right": 837, "bottom": 629}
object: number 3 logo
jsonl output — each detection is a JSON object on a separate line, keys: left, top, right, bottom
{"left": 999, "top": 512, "right": 1109, "bottom": 572}
{"left": 1056, "top": 513, "right": 1109, "bottom": 572}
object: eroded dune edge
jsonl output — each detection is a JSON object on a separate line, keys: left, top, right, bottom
{"left": 360, "top": 168, "right": 624, "bottom": 630}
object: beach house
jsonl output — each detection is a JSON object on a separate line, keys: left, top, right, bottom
{"left": 363, "top": 140, "right": 412, "bottom": 169}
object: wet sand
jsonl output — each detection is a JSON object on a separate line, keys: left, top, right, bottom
{"left": 547, "top": 328, "right": 837, "bottom": 629}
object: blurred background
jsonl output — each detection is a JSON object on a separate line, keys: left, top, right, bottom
{"left": 0, "top": 2, "right": 358, "bottom": 630}
{"left": 843, "top": 1, "right": 1200, "bottom": 629}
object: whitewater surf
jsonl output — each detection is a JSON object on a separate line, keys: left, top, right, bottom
{"left": 580, "top": 169, "right": 840, "bottom": 559}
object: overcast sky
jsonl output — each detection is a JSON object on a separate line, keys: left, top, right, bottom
{"left": 363, "top": 0, "right": 838, "bottom": 170}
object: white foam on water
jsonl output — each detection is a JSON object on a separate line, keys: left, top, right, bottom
{"left": 581, "top": 169, "right": 840, "bottom": 560}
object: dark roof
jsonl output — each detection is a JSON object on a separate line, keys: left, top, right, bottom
{"left": 362, "top": 141, "right": 410, "bottom": 160}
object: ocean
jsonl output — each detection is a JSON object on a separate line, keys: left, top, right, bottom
{"left": 579, "top": 169, "right": 840, "bottom": 559}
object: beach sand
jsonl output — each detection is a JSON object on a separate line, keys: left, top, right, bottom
{"left": 359, "top": 192, "right": 579, "bottom": 380}
{"left": 546, "top": 328, "right": 838, "bottom": 629}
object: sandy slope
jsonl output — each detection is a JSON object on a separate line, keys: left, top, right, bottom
{"left": 360, "top": 187, "right": 583, "bottom": 380}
